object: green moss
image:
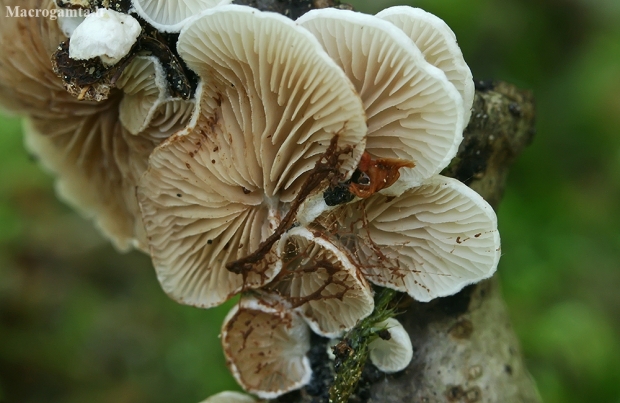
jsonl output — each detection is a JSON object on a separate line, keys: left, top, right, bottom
{"left": 329, "top": 287, "right": 399, "bottom": 403}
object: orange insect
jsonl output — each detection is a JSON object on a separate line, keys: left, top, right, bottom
{"left": 348, "top": 152, "right": 415, "bottom": 198}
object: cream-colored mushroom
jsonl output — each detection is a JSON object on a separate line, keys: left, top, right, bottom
{"left": 368, "top": 318, "right": 412, "bottom": 373}
{"left": 131, "top": 0, "right": 232, "bottom": 32}
{"left": 376, "top": 6, "right": 474, "bottom": 125}
{"left": 0, "top": 0, "right": 194, "bottom": 251}
{"left": 198, "top": 391, "right": 256, "bottom": 403}
{"left": 221, "top": 296, "right": 312, "bottom": 399}
{"left": 298, "top": 9, "right": 464, "bottom": 193}
{"left": 321, "top": 175, "right": 500, "bottom": 302}
{"left": 117, "top": 55, "right": 196, "bottom": 136}
{"left": 137, "top": 5, "right": 367, "bottom": 308}
{"left": 274, "top": 226, "right": 374, "bottom": 338}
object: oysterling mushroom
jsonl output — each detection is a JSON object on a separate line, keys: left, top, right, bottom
{"left": 298, "top": 8, "right": 464, "bottom": 194}
{"left": 0, "top": 0, "right": 195, "bottom": 251}
{"left": 221, "top": 296, "right": 312, "bottom": 398}
{"left": 272, "top": 226, "right": 374, "bottom": 338}
{"left": 138, "top": 5, "right": 367, "bottom": 308}
{"left": 318, "top": 176, "right": 500, "bottom": 302}
{"left": 376, "top": 6, "right": 475, "bottom": 125}
{"left": 368, "top": 317, "right": 413, "bottom": 373}
{"left": 116, "top": 55, "right": 196, "bottom": 137}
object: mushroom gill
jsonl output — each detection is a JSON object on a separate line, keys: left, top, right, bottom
{"left": 273, "top": 226, "right": 374, "bottom": 338}
{"left": 0, "top": 0, "right": 195, "bottom": 251}
{"left": 137, "top": 5, "right": 367, "bottom": 308}
{"left": 221, "top": 296, "right": 312, "bottom": 398}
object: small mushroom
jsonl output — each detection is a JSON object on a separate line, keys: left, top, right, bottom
{"left": 198, "top": 391, "right": 256, "bottom": 403}
{"left": 368, "top": 318, "right": 412, "bottom": 373}
{"left": 131, "top": 0, "right": 232, "bottom": 33}
{"left": 274, "top": 226, "right": 374, "bottom": 338}
{"left": 69, "top": 8, "right": 142, "bottom": 66}
{"left": 221, "top": 296, "right": 312, "bottom": 398}
{"left": 376, "top": 6, "right": 475, "bottom": 125}
{"left": 116, "top": 55, "right": 196, "bottom": 136}
{"left": 322, "top": 175, "right": 500, "bottom": 302}
{"left": 138, "top": 5, "right": 367, "bottom": 308}
{"left": 298, "top": 9, "right": 464, "bottom": 193}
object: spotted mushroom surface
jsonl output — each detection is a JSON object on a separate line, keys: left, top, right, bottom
{"left": 221, "top": 296, "right": 312, "bottom": 399}
{"left": 137, "top": 5, "right": 367, "bottom": 308}
{"left": 273, "top": 226, "right": 374, "bottom": 338}
{"left": 318, "top": 175, "right": 500, "bottom": 301}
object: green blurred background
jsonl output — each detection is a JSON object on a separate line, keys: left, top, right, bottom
{"left": 1, "top": 0, "right": 619, "bottom": 402}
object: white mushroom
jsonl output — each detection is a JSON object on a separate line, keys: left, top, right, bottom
{"left": 137, "top": 5, "right": 367, "bottom": 308}
{"left": 298, "top": 9, "right": 464, "bottom": 193}
{"left": 376, "top": 6, "right": 475, "bottom": 125}
{"left": 221, "top": 296, "right": 312, "bottom": 399}
{"left": 368, "top": 318, "right": 412, "bottom": 373}
{"left": 274, "top": 226, "right": 374, "bottom": 338}
{"left": 198, "top": 391, "right": 256, "bottom": 403}
{"left": 69, "top": 8, "right": 141, "bottom": 66}
{"left": 321, "top": 176, "right": 500, "bottom": 302}
{"left": 131, "top": 0, "right": 232, "bottom": 32}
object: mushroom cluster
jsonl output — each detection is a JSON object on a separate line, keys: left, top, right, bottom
{"left": 0, "top": 0, "right": 500, "bottom": 400}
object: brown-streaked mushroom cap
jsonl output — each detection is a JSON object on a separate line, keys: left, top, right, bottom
{"left": 0, "top": 0, "right": 193, "bottom": 251}
{"left": 321, "top": 175, "right": 500, "bottom": 302}
{"left": 297, "top": 9, "right": 464, "bottom": 193}
{"left": 198, "top": 391, "right": 256, "bottom": 403}
{"left": 137, "top": 5, "right": 367, "bottom": 308}
{"left": 131, "top": 0, "right": 232, "bottom": 32}
{"left": 274, "top": 226, "right": 374, "bottom": 338}
{"left": 376, "top": 6, "right": 475, "bottom": 125}
{"left": 368, "top": 318, "right": 412, "bottom": 373}
{"left": 221, "top": 296, "right": 312, "bottom": 399}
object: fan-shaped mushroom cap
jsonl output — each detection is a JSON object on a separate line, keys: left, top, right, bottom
{"left": 221, "top": 296, "right": 312, "bottom": 399}
{"left": 69, "top": 8, "right": 141, "bottom": 66}
{"left": 298, "top": 9, "right": 463, "bottom": 193}
{"left": 323, "top": 176, "right": 500, "bottom": 302}
{"left": 275, "top": 227, "right": 374, "bottom": 337}
{"left": 376, "top": 6, "right": 474, "bottom": 125}
{"left": 117, "top": 55, "right": 196, "bottom": 136}
{"left": 368, "top": 318, "right": 412, "bottom": 373}
{"left": 131, "top": 0, "right": 232, "bottom": 32}
{"left": 0, "top": 0, "right": 193, "bottom": 251}
{"left": 198, "top": 391, "right": 256, "bottom": 403}
{"left": 137, "top": 5, "right": 366, "bottom": 308}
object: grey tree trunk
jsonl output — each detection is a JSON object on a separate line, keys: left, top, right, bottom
{"left": 233, "top": 1, "right": 541, "bottom": 401}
